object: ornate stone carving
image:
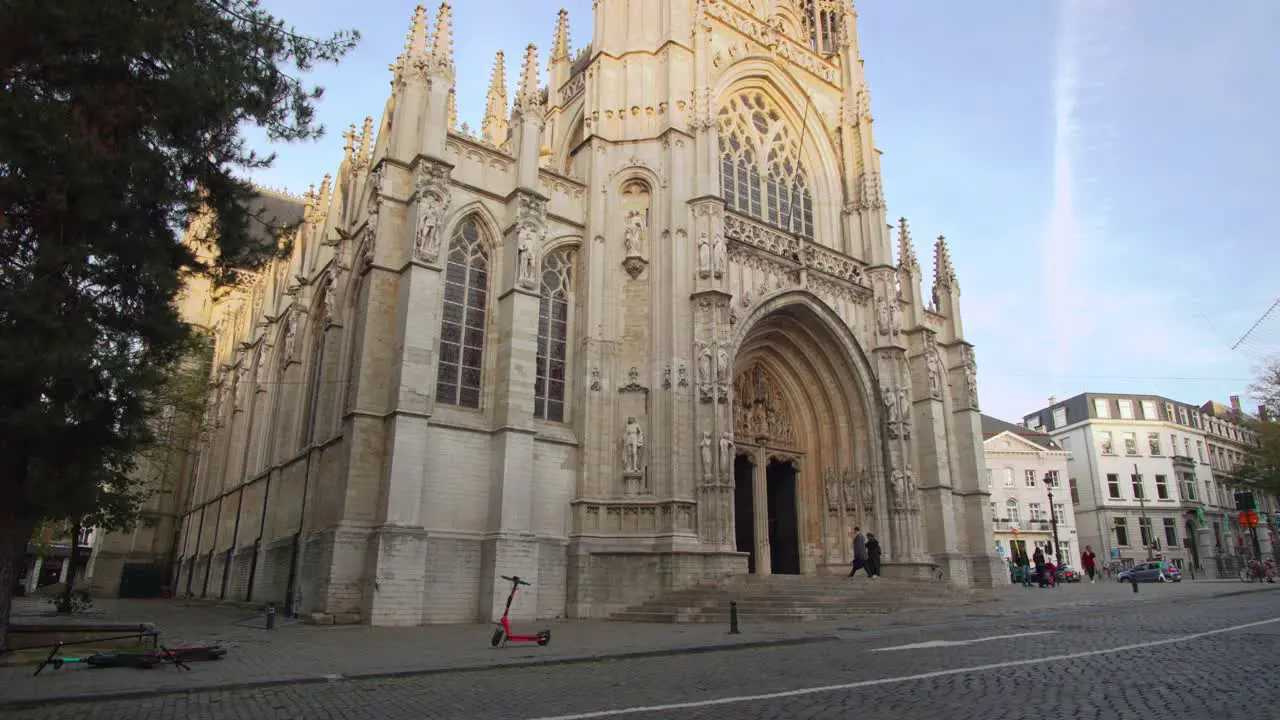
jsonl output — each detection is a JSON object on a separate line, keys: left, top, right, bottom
{"left": 254, "top": 345, "right": 271, "bottom": 393}
{"left": 723, "top": 212, "right": 868, "bottom": 295}
{"left": 858, "top": 172, "right": 885, "bottom": 212}
{"left": 883, "top": 385, "right": 912, "bottom": 439}
{"left": 700, "top": 431, "right": 714, "bottom": 479}
{"left": 733, "top": 363, "right": 796, "bottom": 448}
{"left": 589, "top": 368, "right": 601, "bottom": 391}
{"left": 718, "top": 432, "right": 735, "bottom": 477}
{"left": 924, "top": 333, "right": 943, "bottom": 400}
{"left": 843, "top": 469, "right": 859, "bottom": 512}
{"left": 516, "top": 230, "right": 538, "bottom": 290}
{"left": 961, "top": 345, "right": 979, "bottom": 410}
{"left": 876, "top": 296, "right": 901, "bottom": 337}
{"left": 860, "top": 470, "right": 875, "bottom": 510}
{"left": 365, "top": 166, "right": 383, "bottom": 237}
{"left": 715, "top": 342, "right": 730, "bottom": 403}
{"left": 413, "top": 161, "right": 452, "bottom": 263}
{"left": 712, "top": 231, "right": 727, "bottom": 278}
{"left": 323, "top": 274, "right": 338, "bottom": 327}
{"left": 282, "top": 311, "right": 298, "bottom": 362}
{"left": 623, "top": 416, "right": 645, "bottom": 474}
{"left": 825, "top": 467, "right": 841, "bottom": 510}
{"left": 696, "top": 342, "right": 714, "bottom": 402}
{"left": 677, "top": 360, "right": 689, "bottom": 388}
{"left": 618, "top": 366, "right": 647, "bottom": 393}
{"left": 889, "top": 469, "right": 907, "bottom": 510}
{"left": 697, "top": 232, "right": 712, "bottom": 279}
{"left": 663, "top": 364, "right": 672, "bottom": 389}
{"left": 623, "top": 209, "right": 644, "bottom": 257}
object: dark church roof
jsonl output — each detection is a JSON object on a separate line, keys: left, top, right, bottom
{"left": 980, "top": 413, "right": 1062, "bottom": 450}
{"left": 243, "top": 188, "right": 306, "bottom": 250}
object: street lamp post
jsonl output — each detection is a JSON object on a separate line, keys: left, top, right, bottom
{"left": 1044, "top": 472, "right": 1063, "bottom": 566}
{"left": 1136, "top": 463, "right": 1153, "bottom": 561}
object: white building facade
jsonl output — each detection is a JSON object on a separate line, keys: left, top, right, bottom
{"left": 981, "top": 416, "right": 1075, "bottom": 567}
{"left": 169, "top": 1, "right": 1003, "bottom": 626}
{"left": 1023, "top": 394, "right": 1218, "bottom": 572}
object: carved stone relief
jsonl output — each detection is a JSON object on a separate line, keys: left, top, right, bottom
{"left": 733, "top": 363, "right": 797, "bottom": 448}
{"left": 413, "top": 162, "right": 452, "bottom": 263}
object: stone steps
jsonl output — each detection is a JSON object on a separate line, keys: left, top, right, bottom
{"left": 612, "top": 573, "right": 980, "bottom": 624}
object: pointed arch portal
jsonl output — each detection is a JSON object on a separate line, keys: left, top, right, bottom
{"left": 730, "top": 293, "right": 880, "bottom": 576}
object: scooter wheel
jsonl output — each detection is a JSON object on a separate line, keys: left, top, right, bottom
{"left": 490, "top": 628, "right": 505, "bottom": 648}
{"left": 537, "top": 630, "right": 551, "bottom": 647}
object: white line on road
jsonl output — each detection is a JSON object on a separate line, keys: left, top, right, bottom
{"left": 518, "top": 617, "right": 1280, "bottom": 720}
{"left": 869, "top": 630, "right": 1057, "bottom": 652}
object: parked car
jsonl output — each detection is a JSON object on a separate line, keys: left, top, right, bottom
{"left": 1055, "top": 565, "right": 1082, "bottom": 583}
{"left": 1117, "top": 560, "right": 1181, "bottom": 583}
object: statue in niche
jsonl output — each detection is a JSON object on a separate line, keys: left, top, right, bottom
{"left": 700, "top": 431, "right": 714, "bottom": 479}
{"left": 889, "top": 469, "right": 907, "bottom": 509}
{"left": 282, "top": 312, "right": 297, "bottom": 361}
{"left": 697, "top": 232, "right": 712, "bottom": 278}
{"left": 897, "top": 388, "right": 912, "bottom": 439}
{"left": 323, "top": 280, "right": 338, "bottom": 326}
{"left": 254, "top": 346, "right": 271, "bottom": 392}
{"left": 860, "top": 470, "right": 874, "bottom": 510}
{"left": 414, "top": 195, "right": 446, "bottom": 262}
{"left": 677, "top": 360, "right": 689, "bottom": 387}
{"left": 623, "top": 209, "right": 644, "bottom": 257}
{"left": 716, "top": 343, "right": 730, "bottom": 386}
{"left": 516, "top": 229, "right": 538, "bottom": 290}
{"left": 623, "top": 417, "right": 645, "bottom": 473}
{"left": 825, "top": 468, "right": 840, "bottom": 510}
{"left": 926, "top": 352, "right": 942, "bottom": 399}
{"left": 696, "top": 343, "right": 713, "bottom": 400}
{"left": 842, "top": 468, "right": 858, "bottom": 512}
{"left": 718, "top": 432, "right": 735, "bottom": 476}
{"left": 881, "top": 387, "right": 899, "bottom": 423}
{"left": 712, "top": 232, "right": 727, "bottom": 278}
{"left": 890, "top": 300, "right": 902, "bottom": 335}
{"left": 875, "top": 297, "right": 891, "bottom": 336}
{"left": 962, "top": 346, "right": 979, "bottom": 408}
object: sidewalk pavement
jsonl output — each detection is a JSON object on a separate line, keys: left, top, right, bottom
{"left": 1, "top": 577, "right": 1274, "bottom": 708}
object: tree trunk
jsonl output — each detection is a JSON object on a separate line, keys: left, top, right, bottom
{"left": 60, "top": 519, "right": 83, "bottom": 613}
{"left": 0, "top": 443, "right": 33, "bottom": 654}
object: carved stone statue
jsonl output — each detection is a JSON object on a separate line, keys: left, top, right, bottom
{"left": 516, "top": 229, "right": 537, "bottom": 290}
{"left": 860, "top": 470, "right": 874, "bottom": 509}
{"left": 716, "top": 343, "right": 730, "bottom": 386}
{"left": 889, "top": 469, "right": 907, "bottom": 509}
{"left": 324, "top": 278, "right": 338, "bottom": 326}
{"left": 882, "top": 387, "right": 899, "bottom": 423}
{"left": 700, "top": 431, "right": 713, "bottom": 479}
{"left": 825, "top": 468, "right": 840, "bottom": 510}
{"left": 697, "top": 232, "right": 712, "bottom": 278}
{"left": 926, "top": 352, "right": 942, "bottom": 398}
{"left": 282, "top": 312, "right": 298, "bottom": 362}
{"left": 712, "top": 232, "right": 726, "bottom": 278}
{"left": 677, "top": 360, "right": 689, "bottom": 387}
{"left": 875, "top": 297, "right": 890, "bottom": 336}
{"left": 962, "top": 346, "right": 979, "bottom": 409}
{"left": 623, "top": 417, "right": 645, "bottom": 473}
{"left": 414, "top": 195, "right": 446, "bottom": 262}
{"left": 890, "top": 300, "right": 901, "bottom": 336}
{"left": 696, "top": 343, "right": 713, "bottom": 400}
{"left": 718, "top": 431, "right": 734, "bottom": 474}
{"left": 842, "top": 469, "right": 858, "bottom": 511}
{"left": 623, "top": 209, "right": 644, "bottom": 256}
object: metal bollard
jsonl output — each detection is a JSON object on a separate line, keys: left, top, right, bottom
{"left": 266, "top": 603, "right": 277, "bottom": 630}
{"left": 1130, "top": 576, "right": 1139, "bottom": 594}
{"left": 729, "top": 600, "right": 741, "bottom": 634}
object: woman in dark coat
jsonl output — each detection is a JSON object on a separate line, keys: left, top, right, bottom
{"left": 865, "top": 533, "right": 883, "bottom": 579}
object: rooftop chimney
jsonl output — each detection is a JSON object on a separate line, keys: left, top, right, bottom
{"left": 1230, "top": 395, "right": 1242, "bottom": 413}
{"left": 1048, "top": 396, "right": 1057, "bottom": 406}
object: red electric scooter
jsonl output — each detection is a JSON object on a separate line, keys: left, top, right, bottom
{"left": 490, "top": 575, "right": 551, "bottom": 648}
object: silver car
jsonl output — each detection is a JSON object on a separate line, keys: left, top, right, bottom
{"left": 1117, "top": 561, "right": 1181, "bottom": 583}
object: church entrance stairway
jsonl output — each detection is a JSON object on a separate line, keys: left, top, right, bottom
{"left": 611, "top": 573, "right": 994, "bottom": 624}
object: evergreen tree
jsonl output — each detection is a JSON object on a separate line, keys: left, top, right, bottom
{"left": 0, "top": 0, "right": 357, "bottom": 650}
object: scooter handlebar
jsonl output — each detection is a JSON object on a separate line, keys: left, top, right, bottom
{"left": 501, "top": 575, "right": 532, "bottom": 586}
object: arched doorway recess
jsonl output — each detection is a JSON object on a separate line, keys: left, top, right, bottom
{"left": 729, "top": 294, "right": 879, "bottom": 576}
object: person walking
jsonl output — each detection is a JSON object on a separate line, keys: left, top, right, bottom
{"left": 1081, "top": 545, "right": 1098, "bottom": 583}
{"left": 849, "top": 526, "right": 869, "bottom": 578}
{"left": 865, "top": 532, "right": 882, "bottom": 579}
{"left": 1016, "top": 550, "right": 1032, "bottom": 587}
{"left": 1032, "top": 545, "right": 1047, "bottom": 588}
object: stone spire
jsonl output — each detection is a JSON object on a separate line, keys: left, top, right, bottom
{"left": 483, "top": 50, "right": 509, "bottom": 145}
{"left": 897, "top": 217, "right": 918, "bottom": 270}
{"left": 933, "top": 235, "right": 957, "bottom": 291}
{"left": 514, "top": 43, "right": 543, "bottom": 114}
{"left": 356, "top": 116, "right": 374, "bottom": 168}
{"left": 447, "top": 88, "right": 458, "bottom": 131}
{"left": 430, "top": 2, "right": 454, "bottom": 72}
{"left": 551, "top": 9, "right": 571, "bottom": 62}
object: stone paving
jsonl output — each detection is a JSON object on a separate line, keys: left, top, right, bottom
{"left": 1, "top": 578, "right": 1274, "bottom": 710}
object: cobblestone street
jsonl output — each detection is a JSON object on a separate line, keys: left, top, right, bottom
{"left": 4, "top": 581, "right": 1278, "bottom": 719}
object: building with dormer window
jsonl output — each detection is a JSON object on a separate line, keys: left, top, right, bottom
{"left": 981, "top": 415, "right": 1075, "bottom": 567}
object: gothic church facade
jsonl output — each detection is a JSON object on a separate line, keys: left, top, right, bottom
{"left": 174, "top": 0, "right": 1004, "bottom": 625}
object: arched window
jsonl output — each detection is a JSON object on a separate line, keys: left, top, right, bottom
{"left": 436, "top": 217, "right": 489, "bottom": 409}
{"left": 718, "top": 91, "right": 814, "bottom": 239}
{"left": 301, "top": 290, "right": 328, "bottom": 445}
{"left": 535, "top": 248, "right": 575, "bottom": 422}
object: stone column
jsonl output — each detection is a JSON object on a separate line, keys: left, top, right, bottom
{"left": 753, "top": 445, "right": 772, "bottom": 576}
{"left": 909, "top": 331, "right": 954, "bottom": 567}
{"left": 365, "top": 157, "right": 454, "bottom": 626}
{"left": 948, "top": 342, "right": 1004, "bottom": 587}
{"left": 478, "top": 188, "right": 547, "bottom": 623}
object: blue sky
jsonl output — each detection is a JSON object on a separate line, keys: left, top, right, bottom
{"left": 242, "top": 0, "right": 1280, "bottom": 422}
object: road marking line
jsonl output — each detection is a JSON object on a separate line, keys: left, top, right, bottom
{"left": 870, "top": 630, "right": 1057, "bottom": 652}
{"left": 518, "top": 617, "right": 1280, "bottom": 720}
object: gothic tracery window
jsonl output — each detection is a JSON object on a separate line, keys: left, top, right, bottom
{"left": 535, "top": 248, "right": 575, "bottom": 422}
{"left": 436, "top": 217, "right": 489, "bottom": 409}
{"left": 719, "top": 91, "right": 814, "bottom": 239}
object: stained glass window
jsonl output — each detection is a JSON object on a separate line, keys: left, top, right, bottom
{"left": 436, "top": 217, "right": 489, "bottom": 409}
{"left": 718, "top": 91, "right": 814, "bottom": 239}
{"left": 535, "top": 248, "right": 575, "bottom": 422}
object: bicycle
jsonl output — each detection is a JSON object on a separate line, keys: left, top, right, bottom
{"left": 1239, "top": 558, "right": 1277, "bottom": 583}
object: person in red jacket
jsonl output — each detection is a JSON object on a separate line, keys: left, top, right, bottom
{"left": 1081, "top": 545, "right": 1098, "bottom": 583}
